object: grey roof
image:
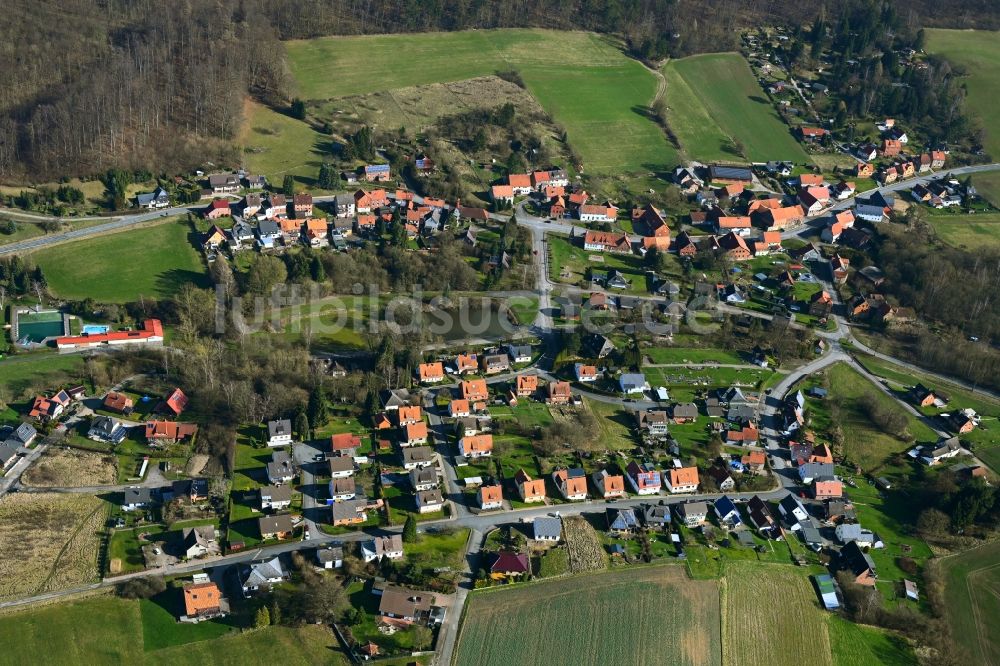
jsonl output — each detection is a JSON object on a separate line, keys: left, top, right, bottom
{"left": 258, "top": 513, "right": 294, "bottom": 535}
{"left": 417, "top": 488, "right": 444, "bottom": 505}
{"left": 673, "top": 403, "right": 698, "bottom": 419}
{"left": 11, "top": 422, "right": 37, "bottom": 445}
{"left": 182, "top": 525, "right": 216, "bottom": 550}
{"left": 258, "top": 219, "right": 280, "bottom": 237}
{"left": 409, "top": 467, "right": 437, "bottom": 486}
{"left": 709, "top": 164, "right": 753, "bottom": 181}
{"left": 0, "top": 445, "right": 18, "bottom": 467}
{"left": 681, "top": 500, "right": 709, "bottom": 516}
{"left": 533, "top": 517, "right": 562, "bottom": 540}
{"left": 328, "top": 456, "right": 355, "bottom": 474}
{"left": 267, "top": 419, "right": 292, "bottom": 439}
{"left": 242, "top": 556, "right": 285, "bottom": 587}
{"left": 607, "top": 507, "right": 640, "bottom": 531}
{"left": 316, "top": 546, "right": 343, "bottom": 563}
{"left": 798, "top": 519, "right": 822, "bottom": 544}
{"left": 799, "top": 462, "right": 835, "bottom": 479}
{"left": 402, "top": 446, "right": 434, "bottom": 465}
{"left": 259, "top": 484, "right": 292, "bottom": 502}
{"left": 642, "top": 503, "right": 671, "bottom": 525}
{"left": 331, "top": 498, "right": 368, "bottom": 522}
{"left": 780, "top": 494, "right": 806, "bottom": 516}
{"left": 124, "top": 487, "right": 152, "bottom": 505}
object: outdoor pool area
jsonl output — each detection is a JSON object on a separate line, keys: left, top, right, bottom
{"left": 81, "top": 324, "right": 110, "bottom": 335}
{"left": 12, "top": 309, "right": 68, "bottom": 345}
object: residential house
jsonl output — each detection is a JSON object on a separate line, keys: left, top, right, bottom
{"left": 161, "top": 388, "right": 189, "bottom": 416}
{"left": 102, "top": 391, "right": 134, "bottom": 414}
{"left": 515, "top": 469, "right": 546, "bottom": 502}
{"left": 515, "top": 375, "right": 538, "bottom": 397}
{"left": 168, "top": 478, "right": 208, "bottom": 504}
{"left": 835, "top": 524, "right": 882, "bottom": 549}
{"left": 798, "top": 462, "right": 835, "bottom": 484}
{"left": 679, "top": 500, "right": 709, "bottom": 527}
{"left": 707, "top": 466, "right": 735, "bottom": 492}
{"left": 814, "top": 479, "right": 843, "bottom": 499}
{"left": 478, "top": 483, "right": 503, "bottom": 510}
{"left": 331, "top": 498, "right": 370, "bottom": 526}
{"left": 552, "top": 468, "right": 588, "bottom": 500}
{"left": 798, "top": 518, "right": 824, "bottom": 551}
{"left": 417, "top": 361, "right": 444, "bottom": 384}
{"left": 626, "top": 461, "right": 662, "bottom": 495}
{"left": 840, "top": 541, "right": 878, "bottom": 586}
{"left": 583, "top": 229, "right": 629, "bottom": 252}
{"left": 266, "top": 419, "right": 293, "bottom": 447}
{"left": 460, "top": 379, "right": 489, "bottom": 402}
{"left": 378, "top": 584, "right": 434, "bottom": 623}
{"left": 574, "top": 363, "right": 598, "bottom": 382}
{"left": 28, "top": 391, "right": 70, "bottom": 422}
{"left": 916, "top": 436, "right": 962, "bottom": 465}
{"left": 400, "top": 422, "right": 429, "bottom": 447}
{"left": 136, "top": 187, "right": 170, "bottom": 209}
{"left": 717, "top": 232, "right": 752, "bottom": 260}
{"left": 258, "top": 514, "right": 295, "bottom": 540}
{"left": 579, "top": 204, "right": 620, "bottom": 224}
{"left": 122, "top": 487, "right": 153, "bottom": 511}
{"left": 666, "top": 467, "right": 699, "bottom": 493}
{"left": 824, "top": 498, "right": 857, "bottom": 523}
{"left": 257, "top": 219, "right": 281, "bottom": 247}
{"left": 482, "top": 354, "right": 510, "bottom": 375}
{"left": 182, "top": 581, "right": 224, "bottom": 620}
{"left": 856, "top": 161, "right": 875, "bottom": 177}
{"left": 714, "top": 216, "right": 752, "bottom": 236}
{"left": 316, "top": 546, "right": 344, "bottom": 570}
{"left": 459, "top": 434, "right": 493, "bottom": 458}
{"left": 145, "top": 421, "right": 198, "bottom": 446}
{"left": 204, "top": 200, "right": 231, "bottom": 221}
{"left": 455, "top": 353, "right": 479, "bottom": 375}
{"left": 760, "top": 205, "right": 805, "bottom": 230}
{"left": 619, "top": 373, "right": 649, "bottom": 395}
{"left": 490, "top": 552, "right": 529, "bottom": 580}
{"left": 240, "top": 557, "right": 287, "bottom": 596}
{"left": 741, "top": 450, "right": 767, "bottom": 474}
{"left": 331, "top": 433, "right": 362, "bottom": 457}
{"left": 266, "top": 450, "right": 295, "bottom": 485}
{"left": 329, "top": 477, "right": 357, "bottom": 502}
{"left": 4, "top": 423, "right": 37, "bottom": 448}
{"left": 726, "top": 425, "right": 759, "bottom": 446}
{"left": 714, "top": 496, "right": 742, "bottom": 526}
{"left": 209, "top": 173, "right": 240, "bottom": 194}
{"left": 449, "top": 400, "right": 471, "bottom": 419}
{"left": 592, "top": 469, "right": 627, "bottom": 499}
{"left": 394, "top": 405, "right": 423, "bottom": 427}
{"left": 362, "top": 164, "right": 391, "bottom": 182}
{"left": 746, "top": 496, "right": 779, "bottom": 538}
{"left": 546, "top": 381, "right": 572, "bottom": 405}
{"left": 181, "top": 526, "right": 219, "bottom": 559}
{"left": 778, "top": 495, "right": 809, "bottom": 523}
{"left": 671, "top": 403, "right": 699, "bottom": 424}
{"left": 636, "top": 410, "right": 669, "bottom": 436}
{"left": 402, "top": 446, "right": 435, "bottom": 470}
{"left": 505, "top": 344, "right": 532, "bottom": 364}
{"left": 532, "top": 516, "right": 562, "bottom": 542}
{"left": 88, "top": 416, "right": 128, "bottom": 445}
{"left": 416, "top": 489, "right": 445, "bottom": 514}
{"left": 259, "top": 484, "right": 292, "bottom": 511}
{"left": 606, "top": 507, "right": 640, "bottom": 535}
{"left": 409, "top": 467, "right": 437, "bottom": 492}
{"left": 642, "top": 503, "right": 671, "bottom": 529}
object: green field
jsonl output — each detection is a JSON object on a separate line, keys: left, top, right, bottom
{"left": 827, "top": 615, "right": 916, "bottom": 666}
{"left": 824, "top": 363, "right": 939, "bottom": 471}
{"left": 284, "top": 29, "right": 677, "bottom": 174}
{"left": 723, "top": 563, "right": 832, "bottom": 666}
{"left": 239, "top": 102, "right": 335, "bottom": 188}
{"left": 974, "top": 171, "right": 1000, "bottom": 207}
{"left": 940, "top": 541, "right": 1000, "bottom": 665}
{"left": 926, "top": 29, "right": 1000, "bottom": 160}
{"left": 31, "top": 218, "right": 208, "bottom": 303}
{"left": 662, "top": 53, "right": 810, "bottom": 163}
{"left": 927, "top": 211, "right": 1000, "bottom": 251}
{"left": 0, "top": 353, "right": 85, "bottom": 402}
{"left": 455, "top": 565, "right": 721, "bottom": 666}
{"left": 0, "top": 594, "right": 344, "bottom": 666}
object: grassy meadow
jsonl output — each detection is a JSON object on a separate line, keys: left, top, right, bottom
{"left": 926, "top": 29, "right": 1000, "bottom": 160}
{"left": 283, "top": 29, "right": 678, "bottom": 174}
{"left": 927, "top": 210, "right": 1000, "bottom": 251}
{"left": 31, "top": 218, "right": 208, "bottom": 302}
{"left": 0, "top": 353, "right": 86, "bottom": 402}
{"left": 939, "top": 541, "right": 1000, "bottom": 665}
{"left": 662, "top": 53, "right": 810, "bottom": 163}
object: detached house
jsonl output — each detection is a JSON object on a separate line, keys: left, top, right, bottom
{"left": 841, "top": 541, "right": 877, "bottom": 586}
{"left": 331, "top": 433, "right": 362, "bottom": 457}
{"left": 515, "top": 469, "right": 546, "bottom": 502}
{"left": 583, "top": 230, "right": 629, "bottom": 252}
{"left": 552, "top": 468, "right": 588, "bottom": 501}
{"left": 417, "top": 362, "right": 445, "bottom": 384}
{"left": 579, "top": 204, "right": 619, "bottom": 224}
{"left": 460, "top": 379, "right": 489, "bottom": 402}
{"left": 666, "top": 467, "right": 699, "bottom": 493}
{"left": 266, "top": 419, "right": 293, "bottom": 447}
{"left": 626, "top": 461, "right": 662, "bottom": 495}
{"left": 515, "top": 375, "right": 538, "bottom": 397}
{"left": 636, "top": 410, "right": 669, "bottom": 436}
{"left": 209, "top": 173, "right": 240, "bottom": 194}
{"left": 478, "top": 483, "right": 504, "bottom": 510}
{"left": 592, "top": 469, "right": 627, "bottom": 499}
{"left": 546, "top": 381, "right": 572, "bottom": 405}
{"left": 458, "top": 434, "right": 493, "bottom": 458}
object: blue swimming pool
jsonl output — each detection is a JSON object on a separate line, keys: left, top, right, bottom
{"left": 81, "top": 324, "right": 110, "bottom": 335}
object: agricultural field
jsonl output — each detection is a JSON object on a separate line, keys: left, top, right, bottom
{"left": 0, "top": 353, "right": 85, "bottom": 402}
{"left": 927, "top": 210, "right": 1000, "bottom": 252}
{"left": 283, "top": 29, "right": 677, "bottom": 175}
{"left": 0, "top": 593, "right": 346, "bottom": 665}
{"left": 0, "top": 492, "right": 104, "bottom": 601}
{"left": 926, "top": 29, "right": 1000, "bottom": 160}
{"left": 939, "top": 541, "right": 1000, "bottom": 665}
{"left": 31, "top": 218, "right": 208, "bottom": 303}
{"left": 22, "top": 448, "right": 117, "bottom": 487}
{"left": 722, "top": 563, "right": 832, "bottom": 666}
{"left": 662, "top": 53, "right": 810, "bottom": 163}
{"left": 455, "top": 565, "right": 721, "bottom": 666}
{"left": 974, "top": 170, "right": 1000, "bottom": 207}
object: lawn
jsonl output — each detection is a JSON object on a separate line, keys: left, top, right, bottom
{"left": 827, "top": 615, "right": 916, "bottom": 666}
{"left": 283, "top": 29, "right": 677, "bottom": 175}
{"left": 824, "top": 363, "right": 938, "bottom": 471}
{"left": 926, "top": 29, "right": 1000, "bottom": 160}
{"left": 0, "top": 353, "right": 85, "bottom": 401}
{"left": 926, "top": 210, "right": 1000, "bottom": 251}
{"left": 31, "top": 218, "right": 208, "bottom": 303}
{"left": 584, "top": 398, "right": 639, "bottom": 451}
{"left": 722, "top": 562, "right": 832, "bottom": 666}
{"left": 939, "top": 540, "right": 1000, "bottom": 665}
{"left": 0, "top": 593, "right": 345, "bottom": 665}
{"left": 455, "top": 565, "right": 721, "bottom": 666}
{"left": 662, "top": 53, "right": 810, "bottom": 163}
{"left": 643, "top": 346, "right": 746, "bottom": 365}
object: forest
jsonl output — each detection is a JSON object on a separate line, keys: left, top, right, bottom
{"left": 3, "top": 0, "right": 1000, "bottom": 182}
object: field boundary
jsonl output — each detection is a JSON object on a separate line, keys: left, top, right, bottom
{"left": 19, "top": 215, "right": 183, "bottom": 256}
